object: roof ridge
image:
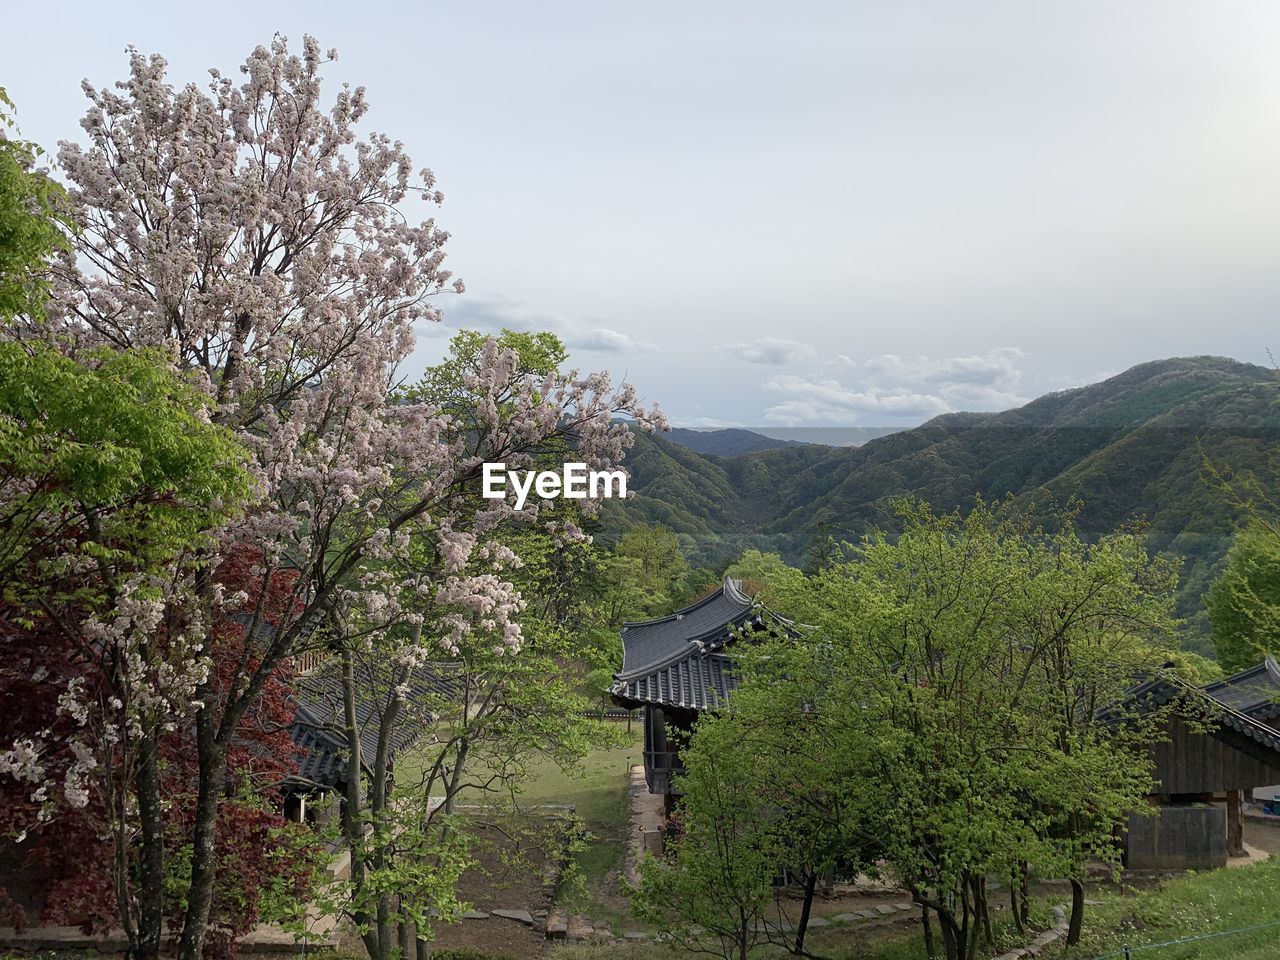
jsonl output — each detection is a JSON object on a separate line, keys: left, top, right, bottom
{"left": 621, "top": 579, "right": 748, "bottom": 629}
{"left": 1205, "top": 660, "right": 1269, "bottom": 691}
{"left": 614, "top": 610, "right": 757, "bottom": 682}
{"left": 1134, "top": 673, "right": 1280, "bottom": 751}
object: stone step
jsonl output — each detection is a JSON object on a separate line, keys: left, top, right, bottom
{"left": 544, "top": 909, "right": 568, "bottom": 939}
{"left": 491, "top": 908, "right": 534, "bottom": 924}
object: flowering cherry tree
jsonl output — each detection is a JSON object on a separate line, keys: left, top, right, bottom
{"left": 0, "top": 344, "right": 259, "bottom": 956}
{"left": 33, "top": 35, "right": 662, "bottom": 960}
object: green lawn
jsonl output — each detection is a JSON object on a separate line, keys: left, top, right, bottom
{"left": 499, "top": 730, "right": 642, "bottom": 826}
{"left": 399, "top": 727, "right": 643, "bottom": 928}
{"left": 399, "top": 728, "right": 642, "bottom": 822}
{"left": 554, "top": 857, "right": 1280, "bottom": 960}
{"left": 1052, "top": 856, "right": 1280, "bottom": 960}
{"left": 523, "top": 730, "right": 642, "bottom": 928}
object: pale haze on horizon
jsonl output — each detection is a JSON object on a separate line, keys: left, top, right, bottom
{"left": 5, "top": 1, "right": 1279, "bottom": 428}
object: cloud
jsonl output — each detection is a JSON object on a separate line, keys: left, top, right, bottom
{"left": 429, "top": 295, "right": 559, "bottom": 335}
{"left": 671, "top": 416, "right": 746, "bottom": 429}
{"left": 721, "top": 337, "right": 818, "bottom": 366}
{"left": 759, "top": 347, "right": 1031, "bottom": 425}
{"left": 563, "top": 327, "right": 651, "bottom": 353}
{"left": 421, "top": 297, "right": 654, "bottom": 353}
{"left": 762, "top": 375, "right": 951, "bottom": 425}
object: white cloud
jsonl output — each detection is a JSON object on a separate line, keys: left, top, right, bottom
{"left": 762, "top": 375, "right": 951, "bottom": 425}
{"left": 760, "top": 348, "right": 1032, "bottom": 425}
{"left": 721, "top": 337, "right": 818, "bottom": 366}
{"left": 425, "top": 297, "right": 654, "bottom": 353}
{"left": 671, "top": 416, "right": 746, "bottom": 429}
{"left": 563, "top": 327, "right": 652, "bottom": 353}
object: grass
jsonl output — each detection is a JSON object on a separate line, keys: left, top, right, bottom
{"left": 530, "top": 730, "right": 642, "bottom": 929}
{"left": 500, "top": 729, "right": 642, "bottom": 826}
{"left": 399, "top": 726, "right": 643, "bottom": 929}
{"left": 553, "top": 858, "right": 1280, "bottom": 960}
{"left": 1052, "top": 855, "right": 1280, "bottom": 960}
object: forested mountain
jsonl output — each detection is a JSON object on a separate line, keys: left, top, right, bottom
{"left": 603, "top": 357, "right": 1280, "bottom": 648}
{"left": 664, "top": 426, "right": 905, "bottom": 453}
{"left": 664, "top": 427, "right": 804, "bottom": 456}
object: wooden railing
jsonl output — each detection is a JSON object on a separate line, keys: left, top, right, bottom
{"left": 292, "top": 649, "right": 331, "bottom": 676}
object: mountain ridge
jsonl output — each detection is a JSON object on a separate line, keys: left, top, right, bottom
{"left": 604, "top": 356, "right": 1280, "bottom": 648}
{"left": 663, "top": 427, "right": 805, "bottom": 456}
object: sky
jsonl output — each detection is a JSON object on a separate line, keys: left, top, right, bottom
{"left": 6, "top": 1, "right": 1280, "bottom": 428}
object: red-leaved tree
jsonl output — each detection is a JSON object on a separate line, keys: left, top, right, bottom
{"left": 0, "top": 545, "right": 323, "bottom": 959}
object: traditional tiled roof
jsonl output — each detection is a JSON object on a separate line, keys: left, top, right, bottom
{"left": 1203, "top": 657, "right": 1280, "bottom": 722}
{"left": 610, "top": 577, "right": 770, "bottom": 711}
{"left": 613, "top": 652, "right": 739, "bottom": 711}
{"left": 1123, "top": 670, "right": 1280, "bottom": 753}
{"left": 287, "top": 662, "right": 461, "bottom": 790}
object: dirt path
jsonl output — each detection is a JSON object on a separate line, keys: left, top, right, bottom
{"left": 624, "top": 764, "right": 665, "bottom": 884}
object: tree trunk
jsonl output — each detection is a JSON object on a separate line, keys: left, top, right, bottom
{"left": 396, "top": 909, "right": 412, "bottom": 960}
{"left": 1018, "top": 862, "right": 1030, "bottom": 930}
{"left": 939, "top": 913, "right": 960, "bottom": 960}
{"left": 961, "top": 878, "right": 976, "bottom": 960}
{"left": 1009, "top": 868, "right": 1024, "bottom": 937}
{"left": 176, "top": 714, "right": 227, "bottom": 960}
{"left": 917, "top": 892, "right": 963, "bottom": 960}
{"left": 135, "top": 736, "right": 165, "bottom": 960}
{"left": 975, "top": 876, "right": 993, "bottom": 949}
{"left": 1227, "top": 789, "right": 1245, "bottom": 856}
{"left": 922, "top": 902, "right": 938, "bottom": 960}
{"left": 337, "top": 649, "right": 382, "bottom": 960}
{"left": 792, "top": 869, "right": 818, "bottom": 955}
{"left": 1067, "top": 877, "right": 1085, "bottom": 946}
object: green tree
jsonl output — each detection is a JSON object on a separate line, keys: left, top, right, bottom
{"left": 614, "top": 525, "right": 690, "bottom": 617}
{"left": 325, "top": 334, "right": 628, "bottom": 960}
{"left": 1207, "top": 522, "right": 1280, "bottom": 672}
{"left": 403, "top": 328, "right": 568, "bottom": 412}
{"left": 724, "top": 549, "right": 796, "bottom": 595}
{"left": 742, "top": 500, "right": 1178, "bottom": 960}
{"left": 801, "top": 520, "right": 839, "bottom": 575}
{"left": 632, "top": 714, "right": 782, "bottom": 960}
{"left": 0, "top": 342, "right": 255, "bottom": 958}
{"left": 1002, "top": 514, "right": 1178, "bottom": 944}
{"left": 0, "top": 88, "right": 72, "bottom": 323}
{"left": 663, "top": 633, "right": 875, "bottom": 958}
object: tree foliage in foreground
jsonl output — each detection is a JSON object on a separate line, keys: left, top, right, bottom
{"left": 315, "top": 332, "right": 633, "bottom": 960}
{"left": 0, "top": 344, "right": 322, "bottom": 954}
{"left": 1207, "top": 522, "right": 1280, "bottom": 672}
{"left": 637, "top": 500, "right": 1180, "bottom": 960}
{"left": 0, "top": 87, "right": 72, "bottom": 324}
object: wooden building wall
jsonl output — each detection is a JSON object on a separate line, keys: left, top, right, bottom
{"left": 1151, "top": 717, "right": 1280, "bottom": 795}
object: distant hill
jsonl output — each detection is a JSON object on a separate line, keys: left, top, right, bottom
{"left": 666, "top": 426, "right": 905, "bottom": 453}
{"left": 665, "top": 427, "right": 805, "bottom": 456}
{"left": 604, "top": 357, "right": 1280, "bottom": 651}
{"left": 747, "top": 426, "right": 906, "bottom": 447}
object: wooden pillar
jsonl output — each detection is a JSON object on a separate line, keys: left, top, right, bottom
{"left": 1227, "top": 789, "right": 1245, "bottom": 857}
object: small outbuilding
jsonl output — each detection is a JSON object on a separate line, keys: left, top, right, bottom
{"left": 1123, "top": 660, "right": 1280, "bottom": 870}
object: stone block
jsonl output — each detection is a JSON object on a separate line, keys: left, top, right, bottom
{"left": 491, "top": 909, "right": 534, "bottom": 924}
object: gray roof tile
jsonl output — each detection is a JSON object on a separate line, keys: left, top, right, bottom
{"left": 288, "top": 661, "right": 461, "bottom": 789}
{"left": 611, "top": 578, "right": 763, "bottom": 711}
